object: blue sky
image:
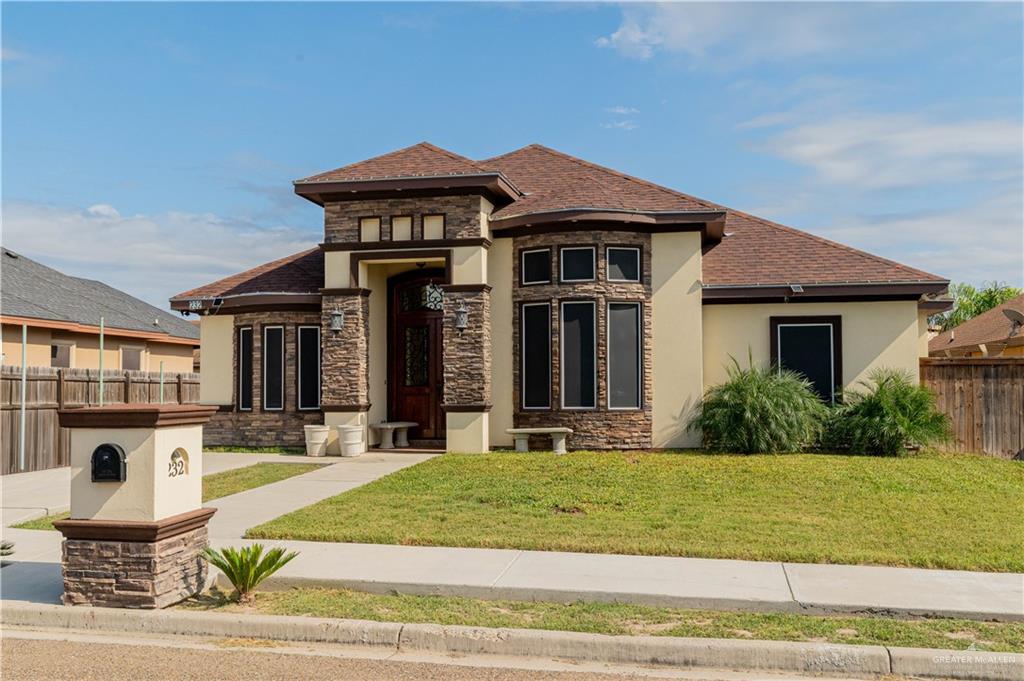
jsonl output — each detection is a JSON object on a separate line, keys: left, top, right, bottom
{"left": 3, "top": 2, "right": 1022, "bottom": 309}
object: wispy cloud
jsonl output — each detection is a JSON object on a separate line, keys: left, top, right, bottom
{"left": 601, "top": 120, "right": 637, "bottom": 131}
{"left": 2, "top": 201, "right": 319, "bottom": 310}
{"left": 606, "top": 105, "right": 640, "bottom": 115}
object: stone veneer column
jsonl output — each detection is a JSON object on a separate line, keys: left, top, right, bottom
{"left": 442, "top": 284, "right": 491, "bottom": 452}
{"left": 321, "top": 290, "right": 371, "bottom": 409}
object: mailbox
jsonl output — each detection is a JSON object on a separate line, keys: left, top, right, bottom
{"left": 91, "top": 443, "right": 126, "bottom": 482}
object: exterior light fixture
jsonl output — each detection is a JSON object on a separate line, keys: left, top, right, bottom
{"left": 330, "top": 310, "right": 345, "bottom": 332}
{"left": 454, "top": 299, "right": 469, "bottom": 334}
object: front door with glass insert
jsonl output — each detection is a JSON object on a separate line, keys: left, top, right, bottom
{"left": 388, "top": 269, "right": 446, "bottom": 441}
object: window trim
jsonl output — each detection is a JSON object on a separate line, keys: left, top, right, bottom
{"left": 389, "top": 215, "right": 414, "bottom": 242}
{"left": 559, "top": 246, "right": 596, "bottom": 283}
{"left": 296, "top": 325, "right": 321, "bottom": 411}
{"left": 520, "top": 248, "right": 552, "bottom": 286}
{"left": 606, "top": 246, "right": 642, "bottom": 283}
{"left": 237, "top": 326, "right": 253, "bottom": 412}
{"left": 606, "top": 300, "right": 643, "bottom": 410}
{"left": 358, "top": 216, "right": 382, "bottom": 242}
{"left": 50, "top": 340, "right": 75, "bottom": 369}
{"left": 421, "top": 213, "right": 447, "bottom": 240}
{"left": 262, "top": 325, "right": 285, "bottom": 412}
{"left": 119, "top": 344, "right": 146, "bottom": 372}
{"left": 520, "top": 302, "right": 552, "bottom": 410}
{"left": 769, "top": 315, "right": 843, "bottom": 404}
{"left": 560, "top": 300, "right": 598, "bottom": 410}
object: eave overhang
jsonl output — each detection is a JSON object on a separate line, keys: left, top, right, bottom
{"left": 702, "top": 280, "right": 950, "bottom": 305}
{"left": 293, "top": 172, "right": 521, "bottom": 207}
{"left": 0, "top": 314, "right": 198, "bottom": 346}
{"left": 489, "top": 208, "right": 727, "bottom": 245}
{"left": 169, "top": 292, "right": 322, "bottom": 314}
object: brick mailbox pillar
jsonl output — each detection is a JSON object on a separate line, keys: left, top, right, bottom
{"left": 54, "top": 404, "right": 219, "bottom": 608}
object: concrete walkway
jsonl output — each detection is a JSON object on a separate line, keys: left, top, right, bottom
{"left": 2, "top": 452, "right": 1021, "bottom": 622}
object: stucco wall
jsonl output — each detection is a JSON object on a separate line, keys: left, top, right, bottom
{"left": 1, "top": 324, "right": 52, "bottom": 366}
{"left": 148, "top": 342, "right": 195, "bottom": 374}
{"left": 650, "top": 232, "right": 704, "bottom": 448}
{"left": 2, "top": 323, "right": 195, "bottom": 373}
{"left": 488, "top": 238, "right": 514, "bottom": 447}
{"left": 199, "top": 315, "right": 234, "bottom": 405}
{"left": 702, "top": 300, "right": 923, "bottom": 391}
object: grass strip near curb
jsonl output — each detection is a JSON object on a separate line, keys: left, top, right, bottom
{"left": 12, "top": 463, "right": 324, "bottom": 531}
{"left": 246, "top": 451, "right": 1024, "bottom": 572}
{"left": 182, "top": 587, "right": 1024, "bottom": 653}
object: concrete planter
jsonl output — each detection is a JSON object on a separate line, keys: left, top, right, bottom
{"left": 337, "top": 425, "right": 364, "bottom": 457}
{"left": 303, "top": 425, "right": 330, "bottom": 457}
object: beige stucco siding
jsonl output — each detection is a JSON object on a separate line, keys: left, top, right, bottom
{"left": 452, "top": 245, "right": 487, "bottom": 285}
{"left": 148, "top": 342, "right": 194, "bottom": 374}
{"left": 488, "top": 238, "right": 514, "bottom": 447}
{"left": 650, "top": 232, "right": 704, "bottom": 448}
{"left": 1, "top": 324, "right": 52, "bottom": 366}
{"left": 324, "top": 251, "right": 350, "bottom": 288}
{"left": 199, "top": 315, "right": 234, "bottom": 404}
{"left": 702, "top": 300, "right": 923, "bottom": 391}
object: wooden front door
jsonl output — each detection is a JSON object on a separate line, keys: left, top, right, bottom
{"left": 388, "top": 269, "right": 446, "bottom": 441}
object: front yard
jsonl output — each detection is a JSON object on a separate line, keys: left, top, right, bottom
{"left": 247, "top": 451, "right": 1024, "bottom": 572}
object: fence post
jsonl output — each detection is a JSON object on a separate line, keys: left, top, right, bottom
{"left": 177, "top": 373, "right": 184, "bottom": 404}
{"left": 125, "top": 371, "right": 131, "bottom": 405}
{"left": 57, "top": 368, "right": 65, "bottom": 409}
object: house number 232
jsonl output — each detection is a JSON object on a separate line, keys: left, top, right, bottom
{"left": 168, "top": 451, "right": 187, "bottom": 478}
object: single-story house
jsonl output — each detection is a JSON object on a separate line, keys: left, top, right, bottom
{"left": 1, "top": 248, "right": 199, "bottom": 372}
{"left": 171, "top": 142, "right": 949, "bottom": 451}
{"left": 929, "top": 293, "right": 1024, "bottom": 358}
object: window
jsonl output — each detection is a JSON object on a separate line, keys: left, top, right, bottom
{"left": 560, "top": 247, "right": 595, "bottom": 282}
{"left": 359, "top": 217, "right": 381, "bottom": 242}
{"left": 50, "top": 343, "right": 72, "bottom": 368}
{"left": 237, "top": 327, "right": 253, "bottom": 411}
{"left": 521, "top": 303, "right": 551, "bottom": 409}
{"left": 297, "top": 326, "right": 320, "bottom": 410}
{"left": 121, "top": 346, "right": 143, "bottom": 371}
{"left": 608, "top": 302, "right": 641, "bottom": 409}
{"left": 521, "top": 249, "right": 551, "bottom": 286}
{"left": 561, "top": 301, "right": 596, "bottom": 408}
{"left": 263, "top": 326, "right": 284, "bottom": 410}
{"left": 391, "top": 215, "right": 412, "bottom": 241}
{"left": 770, "top": 316, "right": 842, "bottom": 403}
{"left": 423, "top": 214, "right": 445, "bottom": 240}
{"left": 607, "top": 247, "right": 641, "bottom": 282}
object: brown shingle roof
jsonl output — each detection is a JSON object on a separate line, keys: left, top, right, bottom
{"left": 929, "top": 293, "right": 1024, "bottom": 354}
{"left": 297, "top": 142, "right": 494, "bottom": 183}
{"left": 171, "top": 248, "right": 323, "bottom": 301}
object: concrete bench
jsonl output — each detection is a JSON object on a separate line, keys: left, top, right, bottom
{"left": 506, "top": 427, "right": 573, "bottom": 455}
{"left": 371, "top": 421, "right": 418, "bottom": 449}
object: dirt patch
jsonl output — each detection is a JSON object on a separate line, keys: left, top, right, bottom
{"left": 552, "top": 505, "right": 586, "bottom": 515}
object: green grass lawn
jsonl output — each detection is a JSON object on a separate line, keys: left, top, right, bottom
{"left": 183, "top": 587, "right": 1024, "bottom": 653}
{"left": 14, "top": 462, "right": 323, "bottom": 531}
{"left": 247, "top": 451, "right": 1024, "bottom": 572}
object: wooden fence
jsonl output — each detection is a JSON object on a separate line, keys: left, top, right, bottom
{"left": 920, "top": 357, "right": 1024, "bottom": 459}
{"left": 1, "top": 366, "right": 200, "bottom": 475}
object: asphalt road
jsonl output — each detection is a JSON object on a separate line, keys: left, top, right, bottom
{"left": 2, "top": 631, "right": 882, "bottom": 681}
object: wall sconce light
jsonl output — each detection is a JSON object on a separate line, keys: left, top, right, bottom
{"left": 330, "top": 310, "right": 345, "bottom": 332}
{"left": 454, "top": 298, "right": 469, "bottom": 334}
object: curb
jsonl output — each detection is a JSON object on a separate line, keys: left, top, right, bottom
{"left": 2, "top": 600, "right": 1021, "bottom": 680}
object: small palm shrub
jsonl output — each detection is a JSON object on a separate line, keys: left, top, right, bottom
{"left": 689, "top": 356, "right": 829, "bottom": 454}
{"left": 1, "top": 541, "right": 13, "bottom": 557}
{"left": 824, "top": 368, "right": 950, "bottom": 456}
{"left": 202, "top": 544, "right": 298, "bottom": 603}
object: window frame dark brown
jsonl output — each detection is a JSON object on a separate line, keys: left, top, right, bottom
{"left": 421, "top": 213, "right": 447, "bottom": 241}
{"left": 236, "top": 326, "right": 253, "bottom": 412}
{"left": 296, "top": 324, "right": 321, "bottom": 411}
{"left": 769, "top": 315, "right": 843, "bottom": 404}
{"left": 358, "top": 215, "right": 383, "bottom": 243}
{"left": 261, "top": 324, "right": 285, "bottom": 412}
{"left": 388, "top": 214, "right": 414, "bottom": 242}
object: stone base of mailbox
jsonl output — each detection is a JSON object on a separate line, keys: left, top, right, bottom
{"left": 55, "top": 507, "right": 215, "bottom": 609}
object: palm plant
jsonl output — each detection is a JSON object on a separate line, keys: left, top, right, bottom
{"left": 202, "top": 544, "right": 298, "bottom": 603}
{"left": 824, "top": 368, "right": 950, "bottom": 456}
{"left": 1, "top": 540, "right": 13, "bottom": 557}
{"left": 689, "top": 355, "right": 829, "bottom": 454}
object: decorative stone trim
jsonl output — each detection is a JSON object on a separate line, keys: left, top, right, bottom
{"left": 54, "top": 508, "right": 217, "bottom": 543}
{"left": 324, "top": 196, "right": 489, "bottom": 244}
{"left": 442, "top": 289, "right": 491, "bottom": 409}
{"left": 321, "top": 403, "right": 372, "bottom": 412}
{"left": 442, "top": 404, "right": 493, "bottom": 412}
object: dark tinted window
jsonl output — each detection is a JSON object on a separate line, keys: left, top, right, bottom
{"left": 608, "top": 303, "right": 640, "bottom": 408}
{"left": 560, "top": 247, "right": 595, "bottom": 282}
{"left": 238, "top": 328, "right": 253, "bottom": 410}
{"left": 522, "top": 304, "right": 551, "bottom": 408}
{"left": 607, "top": 247, "right": 640, "bottom": 282}
{"left": 263, "top": 326, "right": 284, "bottom": 410}
{"left": 778, "top": 324, "right": 834, "bottom": 401}
{"left": 561, "top": 302, "right": 596, "bottom": 408}
{"left": 521, "top": 249, "right": 551, "bottom": 285}
{"left": 298, "top": 326, "right": 320, "bottom": 410}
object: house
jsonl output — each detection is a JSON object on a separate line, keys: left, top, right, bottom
{"left": 928, "top": 293, "right": 1024, "bottom": 358}
{"left": 1, "top": 248, "right": 199, "bottom": 372}
{"left": 171, "top": 142, "right": 948, "bottom": 452}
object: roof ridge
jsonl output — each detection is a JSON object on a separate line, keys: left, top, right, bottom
{"left": 299, "top": 142, "right": 487, "bottom": 183}
{"left": 415, "top": 141, "right": 489, "bottom": 171}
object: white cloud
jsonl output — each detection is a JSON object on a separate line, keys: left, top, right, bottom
{"left": 756, "top": 114, "right": 1022, "bottom": 190}
{"left": 1, "top": 202, "right": 319, "bottom": 310}
{"left": 601, "top": 120, "right": 637, "bottom": 131}
{"left": 606, "top": 106, "right": 640, "bottom": 115}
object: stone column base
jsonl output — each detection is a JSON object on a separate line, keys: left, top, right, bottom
{"left": 55, "top": 507, "right": 215, "bottom": 609}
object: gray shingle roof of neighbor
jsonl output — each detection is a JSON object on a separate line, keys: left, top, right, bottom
{"left": 1, "top": 248, "right": 199, "bottom": 342}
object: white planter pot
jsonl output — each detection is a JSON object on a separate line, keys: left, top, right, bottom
{"left": 337, "top": 425, "right": 364, "bottom": 458}
{"left": 303, "top": 425, "right": 331, "bottom": 457}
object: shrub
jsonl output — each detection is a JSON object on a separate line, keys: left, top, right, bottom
{"left": 825, "top": 368, "right": 950, "bottom": 456}
{"left": 202, "top": 544, "right": 298, "bottom": 603}
{"left": 689, "top": 356, "right": 829, "bottom": 454}
{"left": 1, "top": 541, "right": 13, "bottom": 557}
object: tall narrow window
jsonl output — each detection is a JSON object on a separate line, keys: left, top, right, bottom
{"left": 521, "top": 303, "right": 551, "bottom": 409}
{"left": 608, "top": 302, "right": 641, "bottom": 409}
{"left": 560, "top": 247, "right": 595, "bottom": 282}
{"left": 297, "top": 326, "right": 320, "bottom": 410}
{"left": 561, "top": 301, "right": 596, "bottom": 409}
{"left": 237, "top": 327, "right": 253, "bottom": 411}
{"left": 770, "top": 316, "right": 842, "bottom": 403}
{"left": 263, "top": 326, "right": 284, "bottom": 410}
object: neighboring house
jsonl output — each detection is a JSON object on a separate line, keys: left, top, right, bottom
{"left": 171, "top": 142, "right": 948, "bottom": 451}
{"left": 1, "top": 248, "right": 199, "bottom": 373}
{"left": 929, "top": 293, "right": 1024, "bottom": 358}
